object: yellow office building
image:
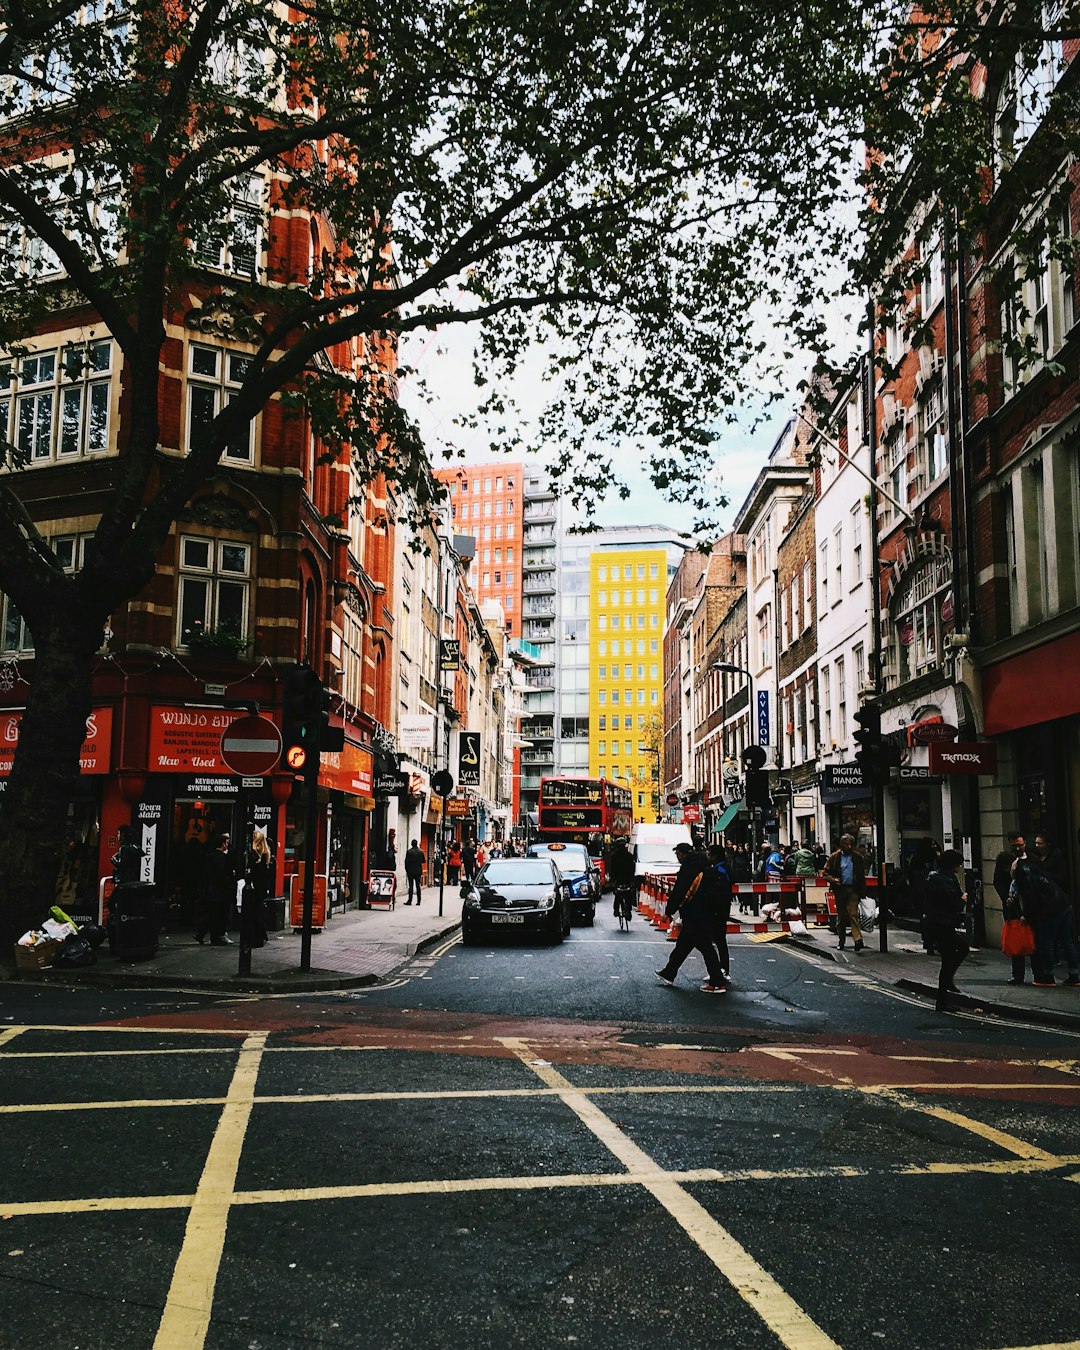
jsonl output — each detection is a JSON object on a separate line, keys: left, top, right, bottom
{"left": 589, "top": 547, "right": 666, "bottom": 823}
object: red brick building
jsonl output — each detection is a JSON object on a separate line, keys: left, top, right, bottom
{"left": 434, "top": 463, "right": 526, "bottom": 638}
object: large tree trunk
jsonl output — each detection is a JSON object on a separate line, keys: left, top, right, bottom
{"left": 0, "top": 603, "right": 104, "bottom": 948}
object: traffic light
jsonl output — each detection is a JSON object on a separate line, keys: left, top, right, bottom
{"left": 853, "top": 702, "right": 899, "bottom": 784}
{"left": 320, "top": 686, "right": 345, "bottom": 753}
{"left": 745, "top": 767, "right": 769, "bottom": 809}
{"left": 282, "top": 664, "right": 323, "bottom": 772}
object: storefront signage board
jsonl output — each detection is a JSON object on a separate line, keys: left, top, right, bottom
{"left": 909, "top": 720, "right": 958, "bottom": 744}
{"left": 149, "top": 705, "right": 258, "bottom": 774}
{"left": 929, "top": 742, "right": 998, "bottom": 776}
{"left": 375, "top": 770, "right": 410, "bottom": 798}
{"left": 457, "top": 730, "right": 481, "bottom": 787}
{"left": 319, "top": 741, "right": 374, "bottom": 796}
{"left": 0, "top": 706, "right": 113, "bottom": 774}
{"left": 682, "top": 804, "right": 701, "bottom": 822}
{"left": 400, "top": 714, "right": 436, "bottom": 749}
{"left": 446, "top": 796, "right": 472, "bottom": 817}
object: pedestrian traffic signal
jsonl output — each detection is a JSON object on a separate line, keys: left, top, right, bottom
{"left": 282, "top": 664, "right": 323, "bottom": 772}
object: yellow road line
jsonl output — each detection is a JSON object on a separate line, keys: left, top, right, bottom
{"left": 499, "top": 1037, "right": 841, "bottom": 1350}
{"left": 0, "top": 1078, "right": 1074, "bottom": 1119}
{"left": 0, "top": 1023, "right": 253, "bottom": 1037}
{"left": 153, "top": 1032, "right": 266, "bottom": 1350}
{"left": 861, "top": 1087, "right": 1059, "bottom": 1161}
{"left": 0, "top": 1048, "right": 241, "bottom": 1059}
{"left": 5, "top": 1153, "right": 1078, "bottom": 1221}
{"left": 0, "top": 1098, "right": 226, "bottom": 1114}
{"left": 989, "top": 1342, "right": 1080, "bottom": 1350}
{"left": 0, "top": 1027, "right": 28, "bottom": 1049}
{"left": 0, "top": 1193, "right": 195, "bottom": 1216}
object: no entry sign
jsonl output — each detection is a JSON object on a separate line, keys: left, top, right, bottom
{"left": 219, "top": 715, "right": 282, "bottom": 776}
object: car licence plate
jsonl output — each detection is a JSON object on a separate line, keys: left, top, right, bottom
{"left": 490, "top": 913, "right": 525, "bottom": 924}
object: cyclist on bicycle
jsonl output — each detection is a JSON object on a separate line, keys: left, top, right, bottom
{"left": 608, "top": 838, "right": 636, "bottom": 923}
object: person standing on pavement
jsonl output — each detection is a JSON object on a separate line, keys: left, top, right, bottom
{"left": 655, "top": 842, "right": 726, "bottom": 994}
{"left": 824, "top": 833, "right": 868, "bottom": 952}
{"left": 200, "top": 833, "right": 235, "bottom": 945}
{"left": 447, "top": 841, "right": 463, "bottom": 885}
{"left": 792, "top": 841, "right": 816, "bottom": 878}
{"left": 244, "top": 827, "right": 272, "bottom": 944}
{"left": 922, "top": 848, "right": 969, "bottom": 1011}
{"left": 1013, "top": 843, "right": 1079, "bottom": 988}
{"left": 994, "top": 831, "right": 1029, "bottom": 983}
{"left": 404, "top": 839, "right": 425, "bottom": 905}
{"left": 462, "top": 839, "right": 477, "bottom": 880}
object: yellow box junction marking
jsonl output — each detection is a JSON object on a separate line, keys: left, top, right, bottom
{"left": 498, "top": 1036, "right": 842, "bottom": 1350}
{"left": 153, "top": 1032, "right": 267, "bottom": 1350}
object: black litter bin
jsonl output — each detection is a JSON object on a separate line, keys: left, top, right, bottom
{"left": 109, "top": 882, "right": 159, "bottom": 960}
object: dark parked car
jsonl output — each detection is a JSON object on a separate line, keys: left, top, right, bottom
{"left": 526, "top": 842, "right": 598, "bottom": 925}
{"left": 460, "top": 858, "right": 572, "bottom": 945}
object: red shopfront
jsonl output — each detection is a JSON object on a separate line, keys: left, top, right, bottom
{"left": 315, "top": 737, "right": 374, "bottom": 912}
{"left": 982, "top": 629, "right": 1080, "bottom": 891}
{"left": 0, "top": 706, "right": 114, "bottom": 923}
{"left": 117, "top": 704, "right": 287, "bottom": 926}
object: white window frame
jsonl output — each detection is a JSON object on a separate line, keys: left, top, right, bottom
{"left": 177, "top": 536, "right": 252, "bottom": 649}
{"left": 186, "top": 343, "right": 256, "bottom": 465}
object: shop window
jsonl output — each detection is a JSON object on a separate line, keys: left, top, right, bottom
{"left": 177, "top": 536, "right": 251, "bottom": 649}
{"left": 187, "top": 344, "right": 255, "bottom": 464}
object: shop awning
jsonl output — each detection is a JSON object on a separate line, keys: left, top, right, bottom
{"left": 715, "top": 800, "right": 745, "bottom": 832}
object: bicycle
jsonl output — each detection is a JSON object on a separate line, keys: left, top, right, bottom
{"left": 613, "top": 884, "right": 635, "bottom": 932}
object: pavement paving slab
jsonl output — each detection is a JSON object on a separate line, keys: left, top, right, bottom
{"left": 784, "top": 924, "right": 1080, "bottom": 1028}
{"left": 3, "top": 885, "right": 460, "bottom": 994}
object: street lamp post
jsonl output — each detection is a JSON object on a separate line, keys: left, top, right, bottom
{"left": 711, "top": 661, "right": 758, "bottom": 865}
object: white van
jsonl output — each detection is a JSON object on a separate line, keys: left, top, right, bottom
{"left": 631, "top": 822, "right": 693, "bottom": 880}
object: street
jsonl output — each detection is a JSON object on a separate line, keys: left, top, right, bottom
{"left": 1, "top": 913, "right": 1078, "bottom": 1350}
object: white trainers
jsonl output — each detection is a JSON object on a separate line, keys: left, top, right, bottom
{"left": 655, "top": 971, "right": 675, "bottom": 987}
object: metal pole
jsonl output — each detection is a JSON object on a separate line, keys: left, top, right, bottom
{"left": 865, "top": 320, "right": 889, "bottom": 955}
{"left": 437, "top": 794, "right": 445, "bottom": 917}
{"left": 236, "top": 783, "right": 252, "bottom": 977}
{"left": 300, "top": 759, "right": 319, "bottom": 972}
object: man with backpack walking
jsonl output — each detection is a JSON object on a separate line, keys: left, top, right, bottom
{"left": 655, "top": 842, "right": 727, "bottom": 994}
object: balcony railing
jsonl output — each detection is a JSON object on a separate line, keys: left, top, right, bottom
{"left": 524, "top": 668, "right": 555, "bottom": 688}
{"left": 523, "top": 503, "right": 556, "bottom": 522}
{"left": 523, "top": 600, "right": 555, "bottom": 617}
{"left": 523, "top": 525, "right": 555, "bottom": 542}
{"left": 523, "top": 576, "right": 556, "bottom": 594}
{"left": 522, "top": 722, "right": 554, "bottom": 739}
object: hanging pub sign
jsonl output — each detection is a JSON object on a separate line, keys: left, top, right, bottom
{"left": 439, "top": 639, "right": 461, "bottom": 672}
{"left": 457, "top": 730, "right": 481, "bottom": 786}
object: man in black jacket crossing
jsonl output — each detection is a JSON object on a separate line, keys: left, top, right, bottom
{"left": 655, "top": 842, "right": 727, "bottom": 994}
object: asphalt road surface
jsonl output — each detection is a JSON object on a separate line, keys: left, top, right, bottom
{"left": 1, "top": 909, "right": 1078, "bottom": 1350}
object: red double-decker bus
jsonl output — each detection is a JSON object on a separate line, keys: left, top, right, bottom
{"left": 537, "top": 776, "right": 633, "bottom": 883}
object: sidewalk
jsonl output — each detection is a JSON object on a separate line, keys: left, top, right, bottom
{"left": 5, "top": 884, "right": 461, "bottom": 994}
{"left": 785, "top": 924, "right": 1080, "bottom": 1028}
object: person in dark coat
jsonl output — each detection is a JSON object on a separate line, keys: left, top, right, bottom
{"left": 200, "top": 834, "right": 236, "bottom": 945}
{"left": 404, "top": 839, "right": 425, "bottom": 905}
{"left": 244, "top": 827, "right": 272, "bottom": 944}
{"left": 993, "top": 830, "right": 1028, "bottom": 983}
{"left": 655, "top": 842, "right": 726, "bottom": 993}
{"left": 921, "top": 848, "right": 969, "bottom": 1011}
{"left": 706, "top": 843, "right": 734, "bottom": 980}
{"left": 111, "top": 824, "right": 143, "bottom": 886}
{"left": 608, "top": 837, "right": 636, "bottom": 917}
{"left": 462, "top": 840, "right": 477, "bottom": 879}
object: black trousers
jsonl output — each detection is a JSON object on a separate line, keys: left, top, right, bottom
{"left": 658, "top": 922, "right": 725, "bottom": 985}
{"left": 929, "top": 926, "right": 969, "bottom": 999}
{"left": 406, "top": 874, "right": 422, "bottom": 903}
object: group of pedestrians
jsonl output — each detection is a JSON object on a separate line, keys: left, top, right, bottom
{"left": 993, "top": 830, "right": 1079, "bottom": 989}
